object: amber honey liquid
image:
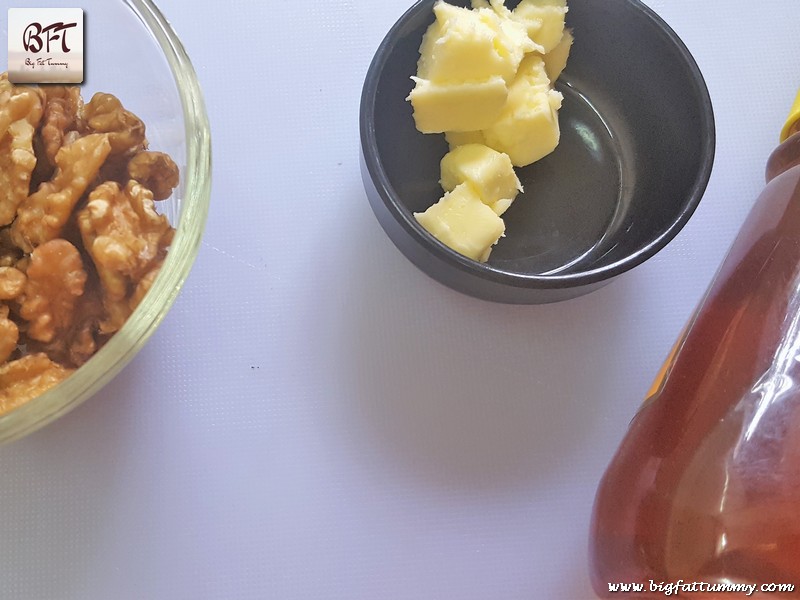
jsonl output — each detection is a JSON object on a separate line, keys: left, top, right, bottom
{"left": 590, "top": 134, "right": 800, "bottom": 598}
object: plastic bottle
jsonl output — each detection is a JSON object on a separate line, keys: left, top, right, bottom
{"left": 589, "top": 93, "right": 800, "bottom": 598}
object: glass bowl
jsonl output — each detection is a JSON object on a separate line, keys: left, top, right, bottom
{"left": 0, "top": 0, "right": 211, "bottom": 443}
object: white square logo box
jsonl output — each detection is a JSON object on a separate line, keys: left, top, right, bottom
{"left": 8, "top": 8, "right": 84, "bottom": 84}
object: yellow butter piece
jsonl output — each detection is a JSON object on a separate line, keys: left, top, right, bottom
{"left": 416, "top": 20, "right": 444, "bottom": 81}
{"left": 445, "top": 130, "right": 487, "bottom": 150}
{"left": 419, "top": 1, "right": 537, "bottom": 85}
{"left": 414, "top": 182, "right": 506, "bottom": 262}
{"left": 491, "top": 198, "right": 514, "bottom": 216}
{"left": 489, "top": 8, "right": 543, "bottom": 69}
{"left": 514, "top": 51, "right": 552, "bottom": 91}
{"left": 543, "top": 28, "right": 573, "bottom": 83}
{"left": 418, "top": 3, "right": 506, "bottom": 83}
{"left": 481, "top": 54, "right": 562, "bottom": 166}
{"left": 408, "top": 76, "right": 508, "bottom": 133}
{"left": 513, "top": 0, "right": 568, "bottom": 54}
{"left": 440, "top": 144, "right": 522, "bottom": 216}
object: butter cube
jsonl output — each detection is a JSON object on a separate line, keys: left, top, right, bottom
{"left": 544, "top": 28, "right": 573, "bottom": 83}
{"left": 416, "top": 20, "right": 444, "bottom": 81}
{"left": 482, "top": 54, "right": 562, "bottom": 166}
{"left": 482, "top": 90, "right": 563, "bottom": 167}
{"left": 445, "top": 130, "right": 487, "bottom": 149}
{"left": 408, "top": 76, "right": 508, "bottom": 133}
{"left": 494, "top": 7, "right": 544, "bottom": 58}
{"left": 414, "top": 182, "right": 505, "bottom": 262}
{"left": 417, "top": 3, "right": 503, "bottom": 82}
{"left": 491, "top": 198, "right": 514, "bottom": 216}
{"left": 419, "top": 1, "right": 537, "bottom": 85}
{"left": 515, "top": 50, "right": 553, "bottom": 91}
{"left": 513, "top": 0, "right": 568, "bottom": 53}
{"left": 440, "top": 144, "right": 522, "bottom": 216}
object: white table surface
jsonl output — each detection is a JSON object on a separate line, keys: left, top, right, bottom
{"left": 2, "top": 1, "right": 799, "bottom": 599}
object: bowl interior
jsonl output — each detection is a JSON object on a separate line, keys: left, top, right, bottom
{"left": 370, "top": 0, "right": 714, "bottom": 278}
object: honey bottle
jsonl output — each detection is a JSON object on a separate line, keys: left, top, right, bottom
{"left": 589, "top": 93, "right": 800, "bottom": 598}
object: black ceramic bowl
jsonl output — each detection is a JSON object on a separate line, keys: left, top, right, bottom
{"left": 360, "top": 0, "right": 715, "bottom": 304}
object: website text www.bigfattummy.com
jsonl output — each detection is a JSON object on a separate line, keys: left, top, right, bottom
{"left": 607, "top": 580, "right": 796, "bottom": 596}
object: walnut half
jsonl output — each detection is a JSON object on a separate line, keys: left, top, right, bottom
{"left": 81, "top": 92, "right": 146, "bottom": 156}
{"left": 0, "top": 353, "right": 73, "bottom": 416}
{"left": 127, "top": 151, "right": 179, "bottom": 201}
{"left": 0, "top": 85, "right": 43, "bottom": 226}
{"left": 11, "top": 133, "right": 111, "bottom": 252}
{"left": 19, "top": 239, "right": 88, "bottom": 343}
{"left": 78, "top": 180, "right": 174, "bottom": 333}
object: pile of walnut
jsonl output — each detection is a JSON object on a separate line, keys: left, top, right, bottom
{"left": 0, "top": 74, "right": 178, "bottom": 415}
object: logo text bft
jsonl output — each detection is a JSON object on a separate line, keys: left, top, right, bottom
{"left": 23, "top": 21, "right": 77, "bottom": 54}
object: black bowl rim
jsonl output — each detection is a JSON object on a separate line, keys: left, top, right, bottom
{"left": 360, "top": 0, "right": 716, "bottom": 291}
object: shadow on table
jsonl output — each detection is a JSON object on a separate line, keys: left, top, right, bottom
{"left": 334, "top": 204, "right": 638, "bottom": 494}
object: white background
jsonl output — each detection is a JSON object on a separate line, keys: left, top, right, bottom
{"left": 1, "top": 1, "right": 799, "bottom": 599}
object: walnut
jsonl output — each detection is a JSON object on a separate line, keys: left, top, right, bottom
{"left": 0, "top": 86, "right": 44, "bottom": 226}
{"left": 30, "top": 94, "right": 83, "bottom": 191}
{"left": 0, "top": 353, "right": 73, "bottom": 416}
{"left": 40, "top": 86, "right": 83, "bottom": 166}
{"left": 0, "top": 78, "right": 43, "bottom": 133}
{"left": 78, "top": 181, "right": 173, "bottom": 333}
{"left": 81, "top": 92, "right": 147, "bottom": 188}
{"left": 65, "top": 279, "right": 105, "bottom": 366}
{"left": 28, "top": 276, "right": 105, "bottom": 368}
{"left": 0, "top": 266, "right": 26, "bottom": 300}
{"left": 11, "top": 133, "right": 111, "bottom": 252}
{"left": 127, "top": 151, "right": 179, "bottom": 200}
{"left": 81, "top": 92, "right": 146, "bottom": 156}
{"left": 40, "top": 99, "right": 71, "bottom": 165}
{"left": 19, "top": 239, "right": 87, "bottom": 343}
{"left": 0, "top": 304, "right": 18, "bottom": 364}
